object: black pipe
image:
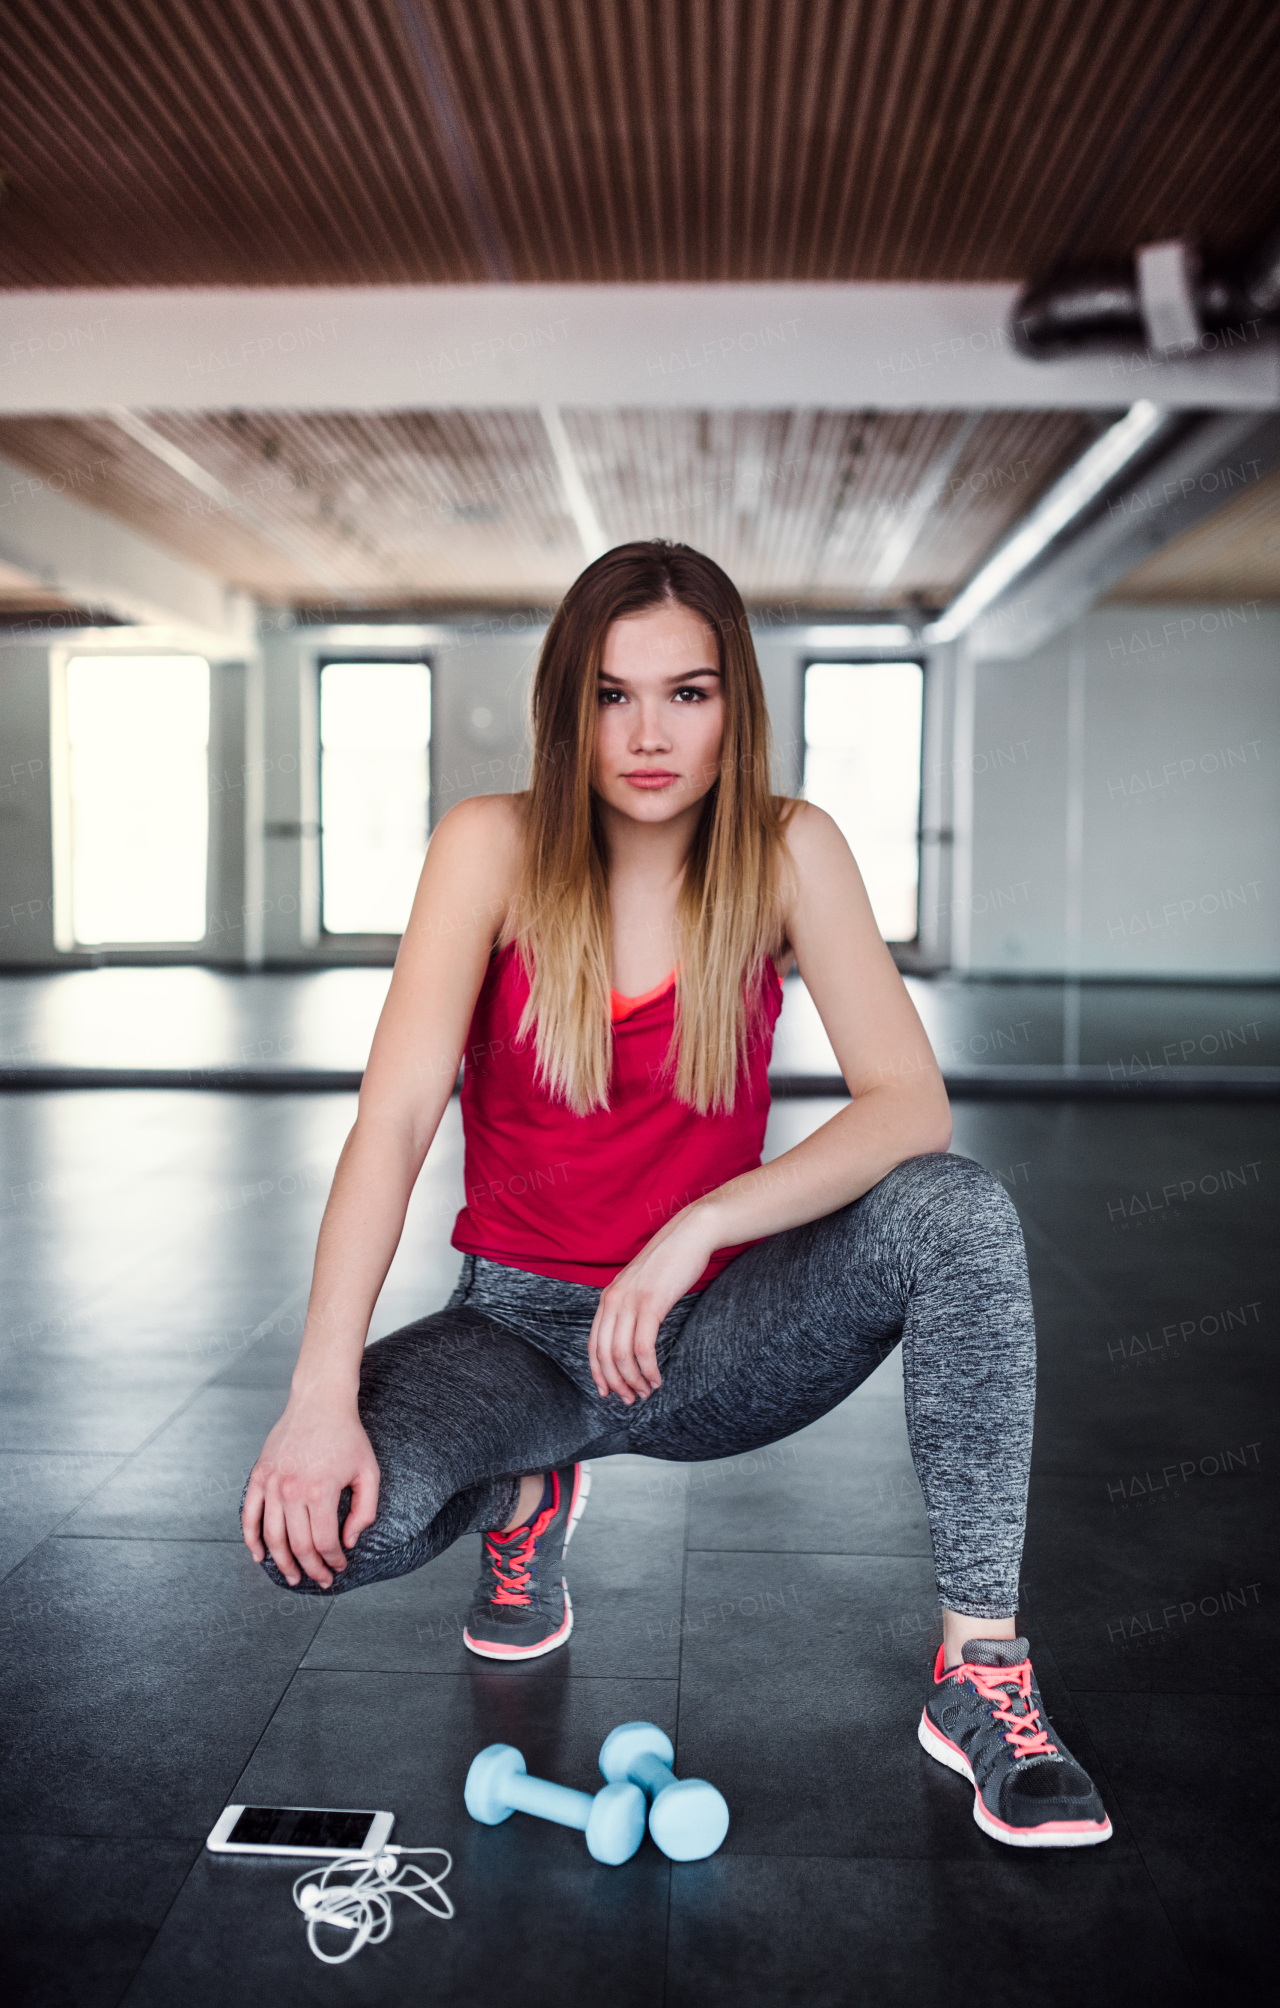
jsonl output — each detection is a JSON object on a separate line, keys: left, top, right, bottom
{"left": 1012, "top": 228, "right": 1280, "bottom": 358}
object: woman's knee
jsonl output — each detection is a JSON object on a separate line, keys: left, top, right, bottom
{"left": 240, "top": 1472, "right": 420, "bottom": 1596}
{"left": 255, "top": 1497, "right": 428, "bottom": 1595}
{"left": 256, "top": 1551, "right": 352, "bottom": 1597}
{"left": 236, "top": 1476, "right": 333, "bottom": 1597}
{"left": 878, "top": 1150, "right": 1022, "bottom": 1244}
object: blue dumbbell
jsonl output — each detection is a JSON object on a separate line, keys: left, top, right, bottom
{"left": 598, "top": 1722, "right": 729, "bottom": 1861}
{"left": 464, "top": 1743, "right": 647, "bottom": 1865}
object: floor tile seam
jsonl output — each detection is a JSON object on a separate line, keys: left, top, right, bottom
{"left": 112, "top": 1833, "right": 238, "bottom": 2004}
{"left": 200, "top": 1287, "right": 311, "bottom": 1389}
{"left": 0, "top": 1446, "right": 132, "bottom": 1458}
{"left": 0, "top": 1282, "right": 311, "bottom": 1589}
{"left": 131, "top": 1609, "right": 351, "bottom": 1990}
{"left": 1060, "top": 1685, "right": 1279, "bottom": 1700}
{"left": 682, "top": 1546, "right": 934, "bottom": 1557}
{"left": 1044, "top": 1734, "right": 1196, "bottom": 1984}
{"left": 640, "top": 1846, "right": 1190, "bottom": 1868}
{"left": 0, "top": 1828, "right": 1181, "bottom": 1866}
{"left": 295, "top": 1662, "right": 680, "bottom": 1678}
{"left": 0, "top": 1825, "right": 219, "bottom": 1845}
{"left": 661, "top": 1475, "right": 695, "bottom": 2008}
{"left": 655, "top": 1841, "right": 1155, "bottom": 1864}
{"left": 1021, "top": 1658, "right": 1216, "bottom": 1969}
{"left": 50, "top": 1532, "right": 248, "bottom": 1543}
{"left": 1025, "top": 1681, "right": 1280, "bottom": 1696}
{"left": 1017, "top": 1210, "right": 1119, "bottom": 1318}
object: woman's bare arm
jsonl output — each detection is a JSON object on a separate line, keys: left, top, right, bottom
{"left": 589, "top": 801, "right": 952, "bottom": 1402}
{"left": 697, "top": 799, "right": 952, "bottom": 1238}
{"left": 241, "top": 794, "right": 521, "bottom": 1587}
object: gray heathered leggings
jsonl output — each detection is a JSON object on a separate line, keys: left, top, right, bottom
{"left": 257, "top": 1152, "right": 1035, "bottom": 1618}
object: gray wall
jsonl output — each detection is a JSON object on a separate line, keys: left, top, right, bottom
{"left": 956, "top": 602, "right": 1277, "bottom": 977}
{"left": 1, "top": 601, "right": 1274, "bottom": 975}
{"left": 0, "top": 641, "right": 55, "bottom": 961}
{"left": 252, "top": 624, "right": 546, "bottom": 962}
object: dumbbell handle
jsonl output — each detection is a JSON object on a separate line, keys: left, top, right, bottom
{"left": 504, "top": 1772, "right": 594, "bottom": 1833}
{"left": 627, "top": 1752, "right": 677, "bottom": 1802}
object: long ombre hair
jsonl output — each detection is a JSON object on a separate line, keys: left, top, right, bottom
{"left": 499, "top": 540, "right": 795, "bottom": 1116}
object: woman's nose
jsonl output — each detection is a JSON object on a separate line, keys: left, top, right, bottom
{"left": 630, "top": 704, "right": 671, "bottom": 750}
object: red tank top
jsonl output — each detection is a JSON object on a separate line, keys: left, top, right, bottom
{"left": 451, "top": 942, "right": 783, "bottom": 1290}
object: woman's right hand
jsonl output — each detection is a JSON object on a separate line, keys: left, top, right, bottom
{"left": 241, "top": 1397, "right": 380, "bottom": 1589}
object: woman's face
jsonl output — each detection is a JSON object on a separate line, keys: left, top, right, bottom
{"left": 592, "top": 600, "right": 726, "bottom": 826}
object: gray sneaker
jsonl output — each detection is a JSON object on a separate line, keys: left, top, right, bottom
{"left": 919, "top": 1637, "right": 1113, "bottom": 1848}
{"left": 463, "top": 1463, "right": 591, "bottom": 1662}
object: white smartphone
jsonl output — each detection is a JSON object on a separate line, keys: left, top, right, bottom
{"left": 206, "top": 1804, "right": 395, "bottom": 1859}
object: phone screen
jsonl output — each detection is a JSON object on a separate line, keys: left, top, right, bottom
{"left": 227, "top": 1807, "right": 377, "bottom": 1850}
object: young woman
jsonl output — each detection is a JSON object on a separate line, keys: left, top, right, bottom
{"left": 242, "top": 540, "right": 1111, "bottom": 1850}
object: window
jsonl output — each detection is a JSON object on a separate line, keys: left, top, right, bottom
{"left": 803, "top": 660, "right": 924, "bottom": 942}
{"left": 319, "top": 660, "right": 431, "bottom": 935}
{"left": 58, "top": 654, "right": 210, "bottom": 945}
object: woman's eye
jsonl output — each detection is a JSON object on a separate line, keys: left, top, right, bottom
{"left": 673, "top": 686, "right": 707, "bottom": 702}
{"left": 598, "top": 688, "right": 625, "bottom": 704}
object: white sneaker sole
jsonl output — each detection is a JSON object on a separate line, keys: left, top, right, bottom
{"left": 918, "top": 1710, "right": 1113, "bottom": 1848}
{"left": 464, "top": 1586, "right": 573, "bottom": 1661}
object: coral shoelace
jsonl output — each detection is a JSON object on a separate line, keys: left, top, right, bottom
{"left": 483, "top": 1485, "right": 557, "bottom": 1607}
{"left": 964, "top": 1658, "right": 1058, "bottom": 1759}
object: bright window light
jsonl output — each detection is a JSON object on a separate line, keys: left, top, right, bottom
{"left": 803, "top": 661, "right": 924, "bottom": 942}
{"left": 63, "top": 654, "right": 210, "bottom": 944}
{"left": 320, "top": 661, "right": 431, "bottom": 934}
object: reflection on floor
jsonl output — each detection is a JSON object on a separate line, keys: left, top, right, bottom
{"left": 3, "top": 1086, "right": 1273, "bottom": 2003}
{"left": 1, "top": 966, "right": 1278, "bottom": 1092}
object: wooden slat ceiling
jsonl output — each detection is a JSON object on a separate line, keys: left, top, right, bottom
{"left": 1, "top": 0, "right": 1278, "bottom": 287}
{"left": 0, "top": 408, "right": 1095, "bottom": 608}
{"left": 2, "top": 1, "right": 1277, "bottom": 611}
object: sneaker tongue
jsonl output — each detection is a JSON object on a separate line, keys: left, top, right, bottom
{"left": 962, "top": 1636, "right": 1030, "bottom": 1667}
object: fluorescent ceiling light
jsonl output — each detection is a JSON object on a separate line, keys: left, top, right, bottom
{"left": 541, "top": 404, "right": 608, "bottom": 560}
{"left": 287, "top": 624, "right": 457, "bottom": 645}
{"left": 800, "top": 624, "right": 915, "bottom": 648}
{"left": 109, "top": 407, "right": 323, "bottom": 572}
{"left": 925, "top": 400, "right": 1168, "bottom": 643}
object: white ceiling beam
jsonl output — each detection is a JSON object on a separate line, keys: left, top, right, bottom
{"left": 1, "top": 285, "right": 1275, "bottom": 414}
{"left": 0, "top": 451, "right": 257, "bottom": 648}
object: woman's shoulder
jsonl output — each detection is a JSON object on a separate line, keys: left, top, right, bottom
{"left": 773, "top": 797, "right": 847, "bottom": 863}
{"left": 772, "top": 794, "right": 825, "bottom": 825}
{"left": 434, "top": 790, "right": 527, "bottom": 843}
{"left": 769, "top": 799, "right": 859, "bottom": 962}
{"left": 423, "top": 793, "right": 527, "bottom": 944}
{"left": 430, "top": 792, "right": 527, "bottom": 878}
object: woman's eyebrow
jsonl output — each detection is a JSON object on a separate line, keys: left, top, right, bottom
{"left": 596, "top": 665, "right": 721, "bottom": 682}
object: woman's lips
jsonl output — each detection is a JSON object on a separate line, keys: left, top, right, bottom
{"left": 623, "top": 771, "right": 679, "bottom": 788}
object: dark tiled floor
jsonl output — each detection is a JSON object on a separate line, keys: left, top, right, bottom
{"left": 2, "top": 1084, "right": 1275, "bottom": 2004}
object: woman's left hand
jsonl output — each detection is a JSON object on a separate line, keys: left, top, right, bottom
{"left": 588, "top": 1206, "right": 718, "bottom": 1404}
